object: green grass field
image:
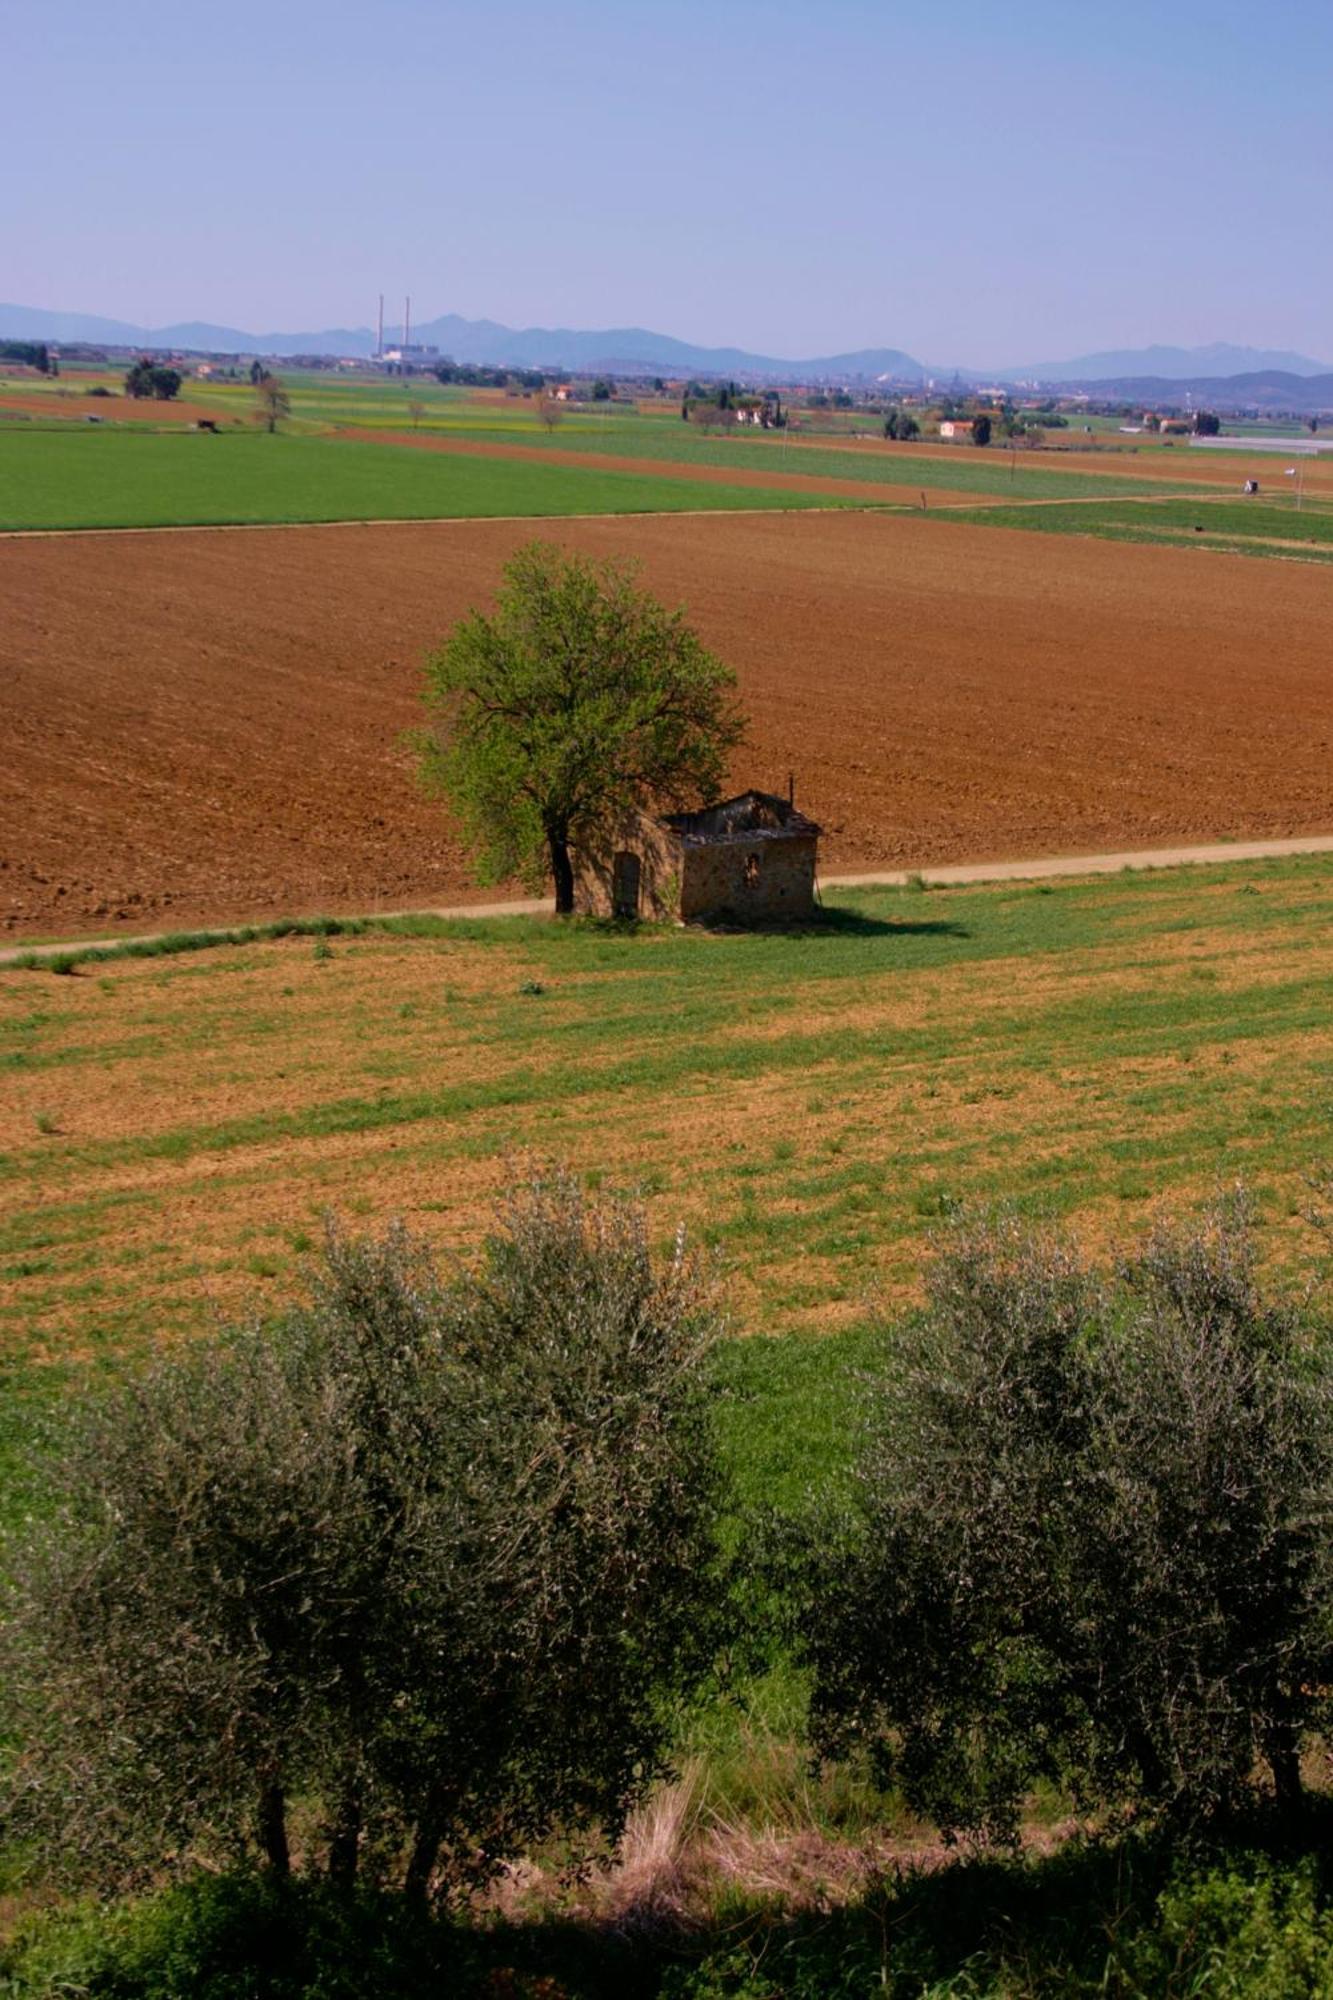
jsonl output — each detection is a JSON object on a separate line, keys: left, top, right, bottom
{"left": 942, "top": 492, "right": 1333, "bottom": 561}
{"left": 5, "top": 859, "right": 1333, "bottom": 1988}
{"left": 5, "top": 855, "right": 1333, "bottom": 1522}
{"left": 0, "top": 428, "right": 882, "bottom": 531}
{"left": 0, "top": 370, "right": 1200, "bottom": 529}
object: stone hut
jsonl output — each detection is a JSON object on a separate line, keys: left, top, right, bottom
{"left": 574, "top": 790, "right": 821, "bottom": 926}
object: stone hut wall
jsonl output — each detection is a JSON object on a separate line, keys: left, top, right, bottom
{"left": 678, "top": 833, "right": 818, "bottom": 925}
{"left": 572, "top": 815, "right": 684, "bottom": 921}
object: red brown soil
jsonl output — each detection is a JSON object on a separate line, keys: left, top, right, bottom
{"left": 0, "top": 391, "right": 227, "bottom": 427}
{"left": 5, "top": 511, "right": 1333, "bottom": 938}
{"left": 339, "top": 426, "right": 995, "bottom": 506}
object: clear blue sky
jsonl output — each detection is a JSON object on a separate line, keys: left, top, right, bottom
{"left": 9, "top": 0, "right": 1331, "bottom": 364}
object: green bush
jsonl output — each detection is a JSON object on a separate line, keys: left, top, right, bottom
{"left": 1121, "top": 1856, "right": 1333, "bottom": 1998}
{"left": 785, "top": 1196, "right": 1333, "bottom": 1838}
{"left": 1, "top": 1173, "right": 727, "bottom": 1901}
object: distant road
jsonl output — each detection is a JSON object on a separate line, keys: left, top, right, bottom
{"left": 6, "top": 833, "right": 1333, "bottom": 965}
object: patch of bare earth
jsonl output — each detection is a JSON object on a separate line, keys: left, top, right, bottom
{"left": 6, "top": 512, "right": 1333, "bottom": 940}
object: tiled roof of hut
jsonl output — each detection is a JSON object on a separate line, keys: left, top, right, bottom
{"left": 661, "top": 790, "right": 822, "bottom": 847}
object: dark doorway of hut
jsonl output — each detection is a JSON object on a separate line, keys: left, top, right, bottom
{"left": 612, "top": 850, "right": 642, "bottom": 921}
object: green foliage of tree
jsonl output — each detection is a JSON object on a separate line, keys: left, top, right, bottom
{"left": 0, "top": 340, "right": 49, "bottom": 372}
{"left": 784, "top": 1198, "right": 1333, "bottom": 1840}
{"left": 0, "top": 1175, "right": 726, "bottom": 1901}
{"left": 591, "top": 377, "right": 612, "bottom": 401}
{"left": 418, "top": 542, "right": 745, "bottom": 913}
{"left": 1194, "top": 411, "right": 1222, "bottom": 436}
{"left": 971, "top": 413, "right": 993, "bottom": 447}
{"left": 124, "top": 358, "right": 182, "bottom": 401}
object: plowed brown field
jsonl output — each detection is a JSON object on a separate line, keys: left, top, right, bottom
{"left": 0, "top": 391, "right": 225, "bottom": 428}
{"left": 5, "top": 511, "right": 1333, "bottom": 938}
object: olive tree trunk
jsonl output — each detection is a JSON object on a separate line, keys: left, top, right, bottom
{"left": 257, "top": 1780, "right": 290, "bottom": 1877}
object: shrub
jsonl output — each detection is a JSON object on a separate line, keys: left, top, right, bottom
{"left": 787, "top": 1196, "right": 1333, "bottom": 1838}
{"left": 1, "top": 1173, "right": 727, "bottom": 1900}
{"left": 1121, "top": 1855, "right": 1333, "bottom": 1998}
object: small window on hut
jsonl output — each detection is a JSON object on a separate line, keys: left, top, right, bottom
{"left": 743, "top": 852, "right": 761, "bottom": 891}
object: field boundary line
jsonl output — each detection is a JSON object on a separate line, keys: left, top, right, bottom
{"left": 6, "top": 835, "right": 1333, "bottom": 965}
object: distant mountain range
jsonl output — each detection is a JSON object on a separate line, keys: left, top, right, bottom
{"left": 0, "top": 302, "right": 926, "bottom": 379}
{"left": 999, "top": 342, "right": 1333, "bottom": 382}
{"left": 2, "top": 303, "right": 1330, "bottom": 393}
{"left": 1048, "top": 371, "right": 1333, "bottom": 412}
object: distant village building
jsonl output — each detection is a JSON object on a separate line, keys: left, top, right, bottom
{"left": 938, "top": 419, "right": 974, "bottom": 441}
{"left": 574, "top": 790, "right": 821, "bottom": 926}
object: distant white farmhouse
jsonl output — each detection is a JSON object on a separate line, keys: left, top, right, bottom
{"left": 938, "top": 419, "right": 974, "bottom": 441}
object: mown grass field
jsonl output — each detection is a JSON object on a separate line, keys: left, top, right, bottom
{"left": 945, "top": 492, "right": 1333, "bottom": 563}
{"left": 0, "top": 428, "right": 883, "bottom": 531}
{"left": 5, "top": 856, "right": 1333, "bottom": 1519}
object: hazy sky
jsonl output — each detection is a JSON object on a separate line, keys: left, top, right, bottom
{"left": 9, "top": 0, "right": 1331, "bottom": 364}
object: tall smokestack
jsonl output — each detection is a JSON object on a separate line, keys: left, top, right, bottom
{"left": 376, "top": 293, "right": 383, "bottom": 359}
{"left": 404, "top": 295, "right": 411, "bottom": 351}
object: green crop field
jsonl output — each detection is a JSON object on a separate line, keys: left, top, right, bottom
{"left": 0, "top": 365, "right": 1260, "bottom": 539}
{"left": 940, "top": 492, "right": 1333, "bottom": 561}
{"left": 0, "top": 427, "right": 875, "bottom": 531}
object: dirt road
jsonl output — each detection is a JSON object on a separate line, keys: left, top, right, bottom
{"left": 7, "top": 834, "right": 1333, "bottom": 964}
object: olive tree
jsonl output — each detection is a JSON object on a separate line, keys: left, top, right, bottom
{"left": 788, "top": 1198, "right": 1333, "bottom": 1839}
{"left": 1, "top": 1174, "right": 726, "bottom": 1898}
{"left": 418, "top": 542, "right": 744, "bottom": 913}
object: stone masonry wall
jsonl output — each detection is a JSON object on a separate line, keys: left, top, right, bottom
{"left": 573, "top": 815, "right": 683, "bottom": 921}
{"left": 678, "top": 835, "right": 817, "bottom": 925}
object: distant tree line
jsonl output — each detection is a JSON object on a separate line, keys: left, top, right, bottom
{"left": 433, "top": 362, "right": 548, "bottom": 390}
{"left": 0, "top": 340, "right": 51, "bottom": 373}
